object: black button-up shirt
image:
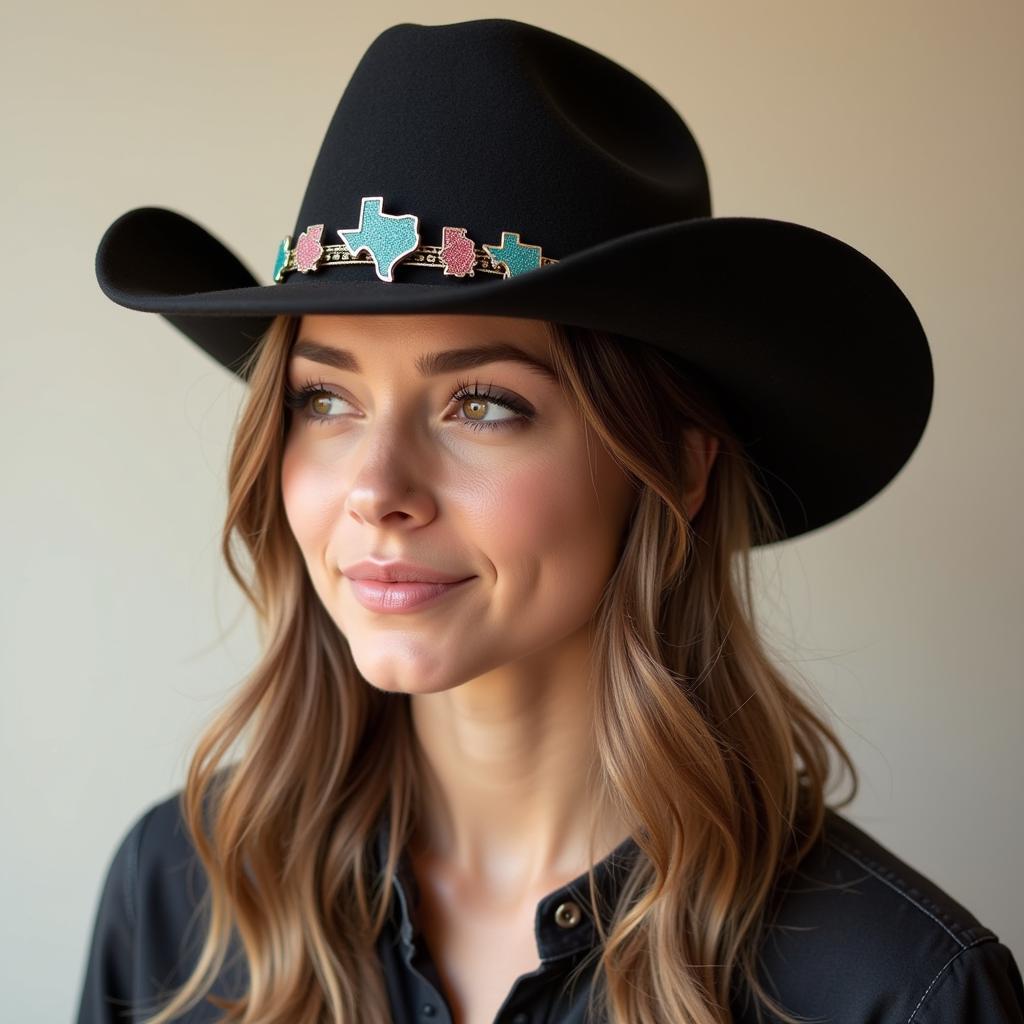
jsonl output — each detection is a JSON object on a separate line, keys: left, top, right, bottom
{"left": 374, "top": 811, "right": 641, "bottom": 1022}
{"left": 76, "top": 788, "right": 1024, "bottom": 1023}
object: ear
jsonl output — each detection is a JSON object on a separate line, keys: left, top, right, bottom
{"left": 682, "top": 426, "right": 720, "bottom": 522}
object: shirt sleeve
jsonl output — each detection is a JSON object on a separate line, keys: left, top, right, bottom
{"left": 73, "top": 807, "right": 153, "bottom": 1024}
{"left": 916, "top": 939, "right": 1024, "bottom": 1022}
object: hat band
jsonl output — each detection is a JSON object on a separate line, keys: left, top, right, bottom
{"left": 273, "top": 195, "right": 558, "bottom": 285}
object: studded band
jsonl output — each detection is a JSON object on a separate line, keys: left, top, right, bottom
{"left": 273, "top": 195, "right": 558, "bottom": 285}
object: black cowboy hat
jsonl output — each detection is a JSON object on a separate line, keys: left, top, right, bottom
{"left": 94, "top": 17, "right": 933, "bottom": 544}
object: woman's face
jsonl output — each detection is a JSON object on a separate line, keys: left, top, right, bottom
{"left": 281, "top": 312, "right": 639, "bottom": 694}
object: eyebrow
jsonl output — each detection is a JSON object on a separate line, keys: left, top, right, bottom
{"left": 290, "top": 338, "right": 559, "bottom": 384}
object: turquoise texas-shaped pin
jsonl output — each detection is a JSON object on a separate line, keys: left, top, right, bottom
{"left": 482, "top": 231, "right": 543, "bottom": 278}
{"left": 337, "top": 196, "right": 420, "bottom": 282}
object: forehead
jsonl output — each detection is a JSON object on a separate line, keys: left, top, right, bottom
{"left": 291, "top": 313, "right": 559, "bottom": 383}
{"left": 295, "top": 312, "right": 552, "bottom": 349}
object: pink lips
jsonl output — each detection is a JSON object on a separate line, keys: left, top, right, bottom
{"left": 347, "top": 576, "right": 474, "bottom": 612}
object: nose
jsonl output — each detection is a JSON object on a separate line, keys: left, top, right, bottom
{"left": 342, "top": 425, "right": 436, "bottom": 527}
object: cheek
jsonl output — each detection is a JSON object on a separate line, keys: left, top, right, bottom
{"left": 468, "top": 443, "right": 630, "bottom": 621}
{"left": 280, "top": 445, "right": 343, "bottom": 567}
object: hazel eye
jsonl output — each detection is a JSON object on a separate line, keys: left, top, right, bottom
{"left": 283, "top": 381, "right": 354, "bottom": 425}
{"left": 446, "top": 379, "right": 533, "bottom": 432}
{"left": 454, "top": 395, "right": 522, "bottom": 429}
{"left": 309, "top": 393, "right": 348, "bottom": 418}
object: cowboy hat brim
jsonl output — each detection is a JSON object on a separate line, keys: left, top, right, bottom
{"left": 95, "top": 205, "right": 933, "bottom": 544}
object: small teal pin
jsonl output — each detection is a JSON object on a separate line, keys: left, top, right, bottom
{"left": 338, "top": 196, "right": 420, "bottom": 282}
{"left": 483, "top": 231, "right": 543, "bottom": 278}
{"left": 272, "top": 236, "right": 291, "bottom": 283}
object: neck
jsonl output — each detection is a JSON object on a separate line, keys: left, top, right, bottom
{"left": 407, "top": 622, "right": 631, "bottom": 898}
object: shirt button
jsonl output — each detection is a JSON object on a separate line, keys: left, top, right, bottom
{"left": 512, "top": 1014, "right": 529, "bottom": 1024}
{"left": 553, "top": 899, "right": 582, "bottom": 928}
{"left": 421, "top": 1004, "right": 437, "bottom": 1017}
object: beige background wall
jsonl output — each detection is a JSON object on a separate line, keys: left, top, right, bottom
{"left": 2, "top": 2, "right": 1021, "bottom": 1019}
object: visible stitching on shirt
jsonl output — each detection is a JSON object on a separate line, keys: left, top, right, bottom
{"left": 824, "top": 835, "right": 967, "bottom": 947}
{"left": 904, "top": 936, "right": 995, "bottom": 1023}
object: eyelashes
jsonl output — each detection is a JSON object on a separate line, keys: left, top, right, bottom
{"left": 282, "top": 375, "right": 533, "bottom": 432}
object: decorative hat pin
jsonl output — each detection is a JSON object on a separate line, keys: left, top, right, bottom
{"left": 294, "top": 224, "right": 325, "bottom": 273}
{"left": 339, "top": 197, "right": 419, "bottom": 283}
{"left": 439, "top": 227, "right": 476, "bottom": 278}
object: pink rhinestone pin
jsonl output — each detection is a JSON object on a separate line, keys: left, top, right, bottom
{"left": 295, "top": 224, "right": 325, "bottom": 273}
{"left": 439, "top": 226, "right": 477, "bottom": 277}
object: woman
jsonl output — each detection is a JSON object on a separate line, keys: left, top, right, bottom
{"left": 77, "top": 16, "right": 1024, "bottom": 1024}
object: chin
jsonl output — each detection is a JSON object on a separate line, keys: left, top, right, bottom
{"left": 360, "top": 674, "right": 465, "bottom": 697}
{"left": 347, "top": 647, "right": 464, "bottom": 696}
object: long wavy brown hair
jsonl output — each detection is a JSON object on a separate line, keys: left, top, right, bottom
{"left": 136, "top": 312, "right": 858, "bottom": 1024}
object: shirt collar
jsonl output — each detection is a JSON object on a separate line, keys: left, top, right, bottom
{"left": 373, "top": 810, "right": 641, "bottom": 962}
